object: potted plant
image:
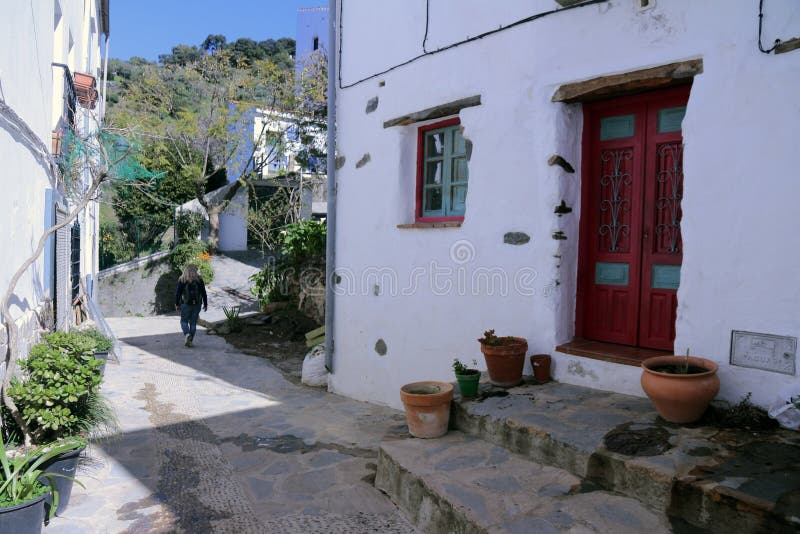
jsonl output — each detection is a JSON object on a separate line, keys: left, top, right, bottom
{"left": 7, "top": 332, "right": 112, "bottom": 516}
{"left": 641, "top": 350, "right": 720, "bottom": 424}
{"left": 78, "top": 328, "right": 114, "bottom": 376}
{"left": 0, "top": 434, "right": 85, "bottom": 533}
{"left": 452, "top": 358, "right": 480, "bottom": 397}
{"left": 399, "top": 381, "right": 454, "bottom": 438}
{"left": 530, "top": 354, "right": 552, "bottom": 383}
{"left": 478, "top": 330, "right": 528, "bottom": 387}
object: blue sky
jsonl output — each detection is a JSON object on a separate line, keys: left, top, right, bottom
{"left": 111, "top": 0, "right": 325, "bottom": 61}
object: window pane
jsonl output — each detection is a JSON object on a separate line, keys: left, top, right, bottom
{"left": 424, "top": 187, "right": 442, "bottom": 212}
{"left": 425, "top": 161, "right": 443, "bottom": 185}
{"left": 452, "top": 128, "right": 466, "bottom": 156}
{"left": 657, "top": 106, "right": 686, "bottom": 133}
{"left": 600, "top": 114, "right": 635, "bottom": 140}
{"left": 452, "top": 157, "right": 468, "bottom": 182}
{"left": 450, "top": 184, "right": 467, "bottom": 215}
{"left": 425, "top": 131, "right": 445, "bottom": 157}
{"left": 595, "top": 262, "right": 629, "bottom": 286}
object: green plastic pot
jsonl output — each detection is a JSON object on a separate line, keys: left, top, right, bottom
{"left": 455, "top": 370, "right": 480, "bottom": 397}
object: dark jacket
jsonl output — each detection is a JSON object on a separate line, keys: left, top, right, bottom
{"left": 175, "top": 279, "right": 208, "bottom": 308}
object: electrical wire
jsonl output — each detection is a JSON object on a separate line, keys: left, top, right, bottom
{"left": 338, "top": 0, "right": 608, "bottom": 90}
{"left": 758, "top": 0, "right": 782, "bottom": 54}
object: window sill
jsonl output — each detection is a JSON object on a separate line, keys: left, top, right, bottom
{"left": 397, "top": 221, "right": 463, "bottom": 229}
{"left": 555, "top": 339, "right": 670, "bottom": 367}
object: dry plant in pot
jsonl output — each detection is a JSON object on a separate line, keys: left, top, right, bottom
{"left": 641, "top": 349, "right": 720, "bottom": 424}
{"left": 478, "top": 330, "right": 528, "bottom": 387}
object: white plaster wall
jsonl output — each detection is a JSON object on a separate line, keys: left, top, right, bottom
{"left": 219, "top": 188, "right": 248, "bottom": 252}
{"left": 0, "top": 0, "right": 103, "bottom": 335}
{"left": 331, "top": 0, "right": 800, "bottom": 409}
{"left": 0, "top": 1, "right": 58, "bottom": 326}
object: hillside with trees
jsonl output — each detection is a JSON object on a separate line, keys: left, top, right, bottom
{"left": 101, "top": 33, "right": 326, "bottom": 265}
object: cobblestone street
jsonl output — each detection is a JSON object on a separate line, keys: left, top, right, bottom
{"left": 45, "top": 316, "right": 415, "bottom": 533}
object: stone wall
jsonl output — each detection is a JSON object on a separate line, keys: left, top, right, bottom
{"left": 97, "top": 251, "right": 179, "bottom": 317}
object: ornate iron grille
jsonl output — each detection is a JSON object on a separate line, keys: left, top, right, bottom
{"left": 71, "top": 223, "right": 81, "bottom": 300}
{"left": 655, "top": 143, "right": 683, "bottom": 254}
{"left": 598, "top": 149, "right": 633, "bottom": 252}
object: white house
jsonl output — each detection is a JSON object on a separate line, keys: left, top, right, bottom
{"left": 176, "top": 105, "right": 326, "bottom": 251}
{"left": 328, "top": 0, "right": 800, "bottom": 410}
{"left": 0, "top": 0, "right": 109, "bottom": 355}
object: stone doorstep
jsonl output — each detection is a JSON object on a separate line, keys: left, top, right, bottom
{"left": 450, "top": 380, "right": 800, "bottom": 533}
{"left": 376, "top": 432, "right": 670, "bottom": 533}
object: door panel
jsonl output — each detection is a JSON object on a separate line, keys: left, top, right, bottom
{"left": 579, "top": 87, "right": 689, "bottom": 351}
{"left": 583, "top": 106, "right": 645, "bottom": 346}
{"left": 639, "top": 94, "right": 686, "bottom": 350}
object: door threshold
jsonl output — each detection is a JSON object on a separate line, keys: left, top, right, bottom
{"left": 555, "top": 339, "right": 671, "bottom": 367}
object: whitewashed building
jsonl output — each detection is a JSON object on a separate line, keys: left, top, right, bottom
{"left": 0, "top": 0, "right": 109, "bottom": 353}
{"left": 329, "top": 0, "right": 800, "bottom": 409}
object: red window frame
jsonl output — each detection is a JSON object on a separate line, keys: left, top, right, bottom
{"left": 415, "top": 117, "right": 465, "bottom": 223}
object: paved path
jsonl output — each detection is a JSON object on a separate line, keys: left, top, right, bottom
{"left": 46, "top": 316, "right": 415, "bottom": 533}
{"left": 203, "top": 254, "right": 266, "bottom": 323}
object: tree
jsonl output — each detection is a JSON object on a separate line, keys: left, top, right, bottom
{"left": 0, "top": 102, "right": 152, "bottom": 445}
{"left": 159, "top": 44, "right": 204, "bottom": 67}
{"left": 202, "top": 34, "right": 227, "bottom": 53}
{"left": 110, "top": 49, "right": 326, "bottom": 253}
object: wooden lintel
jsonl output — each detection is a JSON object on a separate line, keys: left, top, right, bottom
{"left": 775, "top": 37, "right": 800, "bottom": 55}
{"left": 383, "top": 95, "right": 481, "bottom": 128}
{"left": 552, "top": 59, "right": 703, "bottom": 103}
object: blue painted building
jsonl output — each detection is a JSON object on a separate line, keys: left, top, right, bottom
{"left": 296, "top": 6, "right": 329, "bottom": 70}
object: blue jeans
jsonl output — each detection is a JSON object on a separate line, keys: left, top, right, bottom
{"left": 180, "top": 304, "right": 202, "bottom": 337}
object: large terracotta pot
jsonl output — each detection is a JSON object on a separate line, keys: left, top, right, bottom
{"left": 480, "top": 337, "right": 528, "bottom": 387}
{"left": 641, "top": 356, "right": 720, "bottom": 423}
{"left": 400, "top": 381, "right": 454, "bottom": 438}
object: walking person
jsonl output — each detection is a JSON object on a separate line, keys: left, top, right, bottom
{"left": 175, "top": 264, "right": 208, "bottom": 347}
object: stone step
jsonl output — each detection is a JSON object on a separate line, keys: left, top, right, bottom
{"left": 451, "top": 380, "right": 800, "bottom": 533}
{"left": 376, "top": 431, "right": 671, "bottom": 533}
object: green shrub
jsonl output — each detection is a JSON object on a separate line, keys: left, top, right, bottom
{"left": 249, "top": 264, "right": 289, "bottom": 307}
{"left": 8, "top": 337, "right": 102, "bottom": 442}
{"left": 169, "top": 241, "right": 214, "bottom": 283}
{"left": 76, "top": 328, "right": 114, "bottom": 352}
{"left": 175, "top": 211, "right": 205, "bottom": 242}
{"left": 281, "top": 219, "right": 326, "bottom": 264}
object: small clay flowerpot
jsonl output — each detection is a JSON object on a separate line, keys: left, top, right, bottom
{"left": 480, "top": 337, "right": 528, "bottom": 387}
{"left": 400, "top": 381, "right": 454, "bottom": 438}
{"left": 641, "top": 356, "right": 720, "bottom": 424}
{"left": 530, "top": 354, "right": 552, "bottom": 383}
{"left": 455, "top": 370, "right": 480, "bottom": 397}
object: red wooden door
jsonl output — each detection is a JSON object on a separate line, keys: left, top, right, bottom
{"left": 579, "top": 87, "right": 688, "bottom": 350}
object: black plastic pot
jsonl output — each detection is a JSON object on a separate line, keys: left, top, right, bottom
{"left": 42, "top": 447, "right": 84, "bottom": 516}
{"left": 94, "top": 350, "right": 109, "bottom": 376}
{"left": 0, "top": 494, "right": 45, "bottom": 534}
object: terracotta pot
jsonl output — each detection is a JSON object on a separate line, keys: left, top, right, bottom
{"left": 400, "top": 381, "right": 454, "bottom": 438}
{"left": 641, "top": 356, "right": 720, "bottom": 424}
{"left": 530, "top": 354, "right": 552, "bottom": 383}
{"left": 479, "top": 337, "right": 528, "bottom": 387}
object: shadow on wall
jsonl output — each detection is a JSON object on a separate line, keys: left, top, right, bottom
{"left": 153, "top": 269, "right": 180, "bottom": 315}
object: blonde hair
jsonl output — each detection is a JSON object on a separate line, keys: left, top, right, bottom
{"left": 179, "top": 264, "right": 202, "bottom": 284}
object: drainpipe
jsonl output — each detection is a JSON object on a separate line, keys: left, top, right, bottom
{"left": 101, "top": 34, "right": 109, "bottom": 118}
{"left": 324, "top": 0, "right": 337, "bottom": 373}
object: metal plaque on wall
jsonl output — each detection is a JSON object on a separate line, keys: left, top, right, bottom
{"left": 730, "top": 331, "right": 797, "bottom": 375}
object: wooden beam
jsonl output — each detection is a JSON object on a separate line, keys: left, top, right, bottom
{"left": 383, "top": 95, "right": 481, "bottom": 128}
{"left": 552, "top": 59, "right": 703, "bottom": 103}
{"left": 305, "top": 325, "right": 325, "bottom": 340}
